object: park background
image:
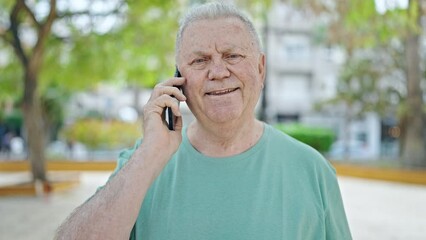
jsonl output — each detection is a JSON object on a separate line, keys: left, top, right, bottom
{"left": 0, "top": 0, "right": 426, "bottom": 239}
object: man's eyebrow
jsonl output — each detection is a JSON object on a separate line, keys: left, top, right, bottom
{"left": 187, "top": 46, "right": 246, "bottom": 58}
{"left": 218, "top": 45, "right": 247, "bottom": 53}
{"left": 190, "top": 50, "right": 210, "bottom": 56}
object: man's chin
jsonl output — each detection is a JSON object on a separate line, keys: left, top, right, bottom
{"left": 205, "top": 110, "right": 242, "bottom": 124}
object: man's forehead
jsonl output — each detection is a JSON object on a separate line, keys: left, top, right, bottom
{"left": 180, "top": 18, "right": 251, "bottom": 48}
{"left": 176, "top": 16, "right": 259, "bottom": 63}
{"left": 184, "top": 17, "right": 246, "bottom": 33}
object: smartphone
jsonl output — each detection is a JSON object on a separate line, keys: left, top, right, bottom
{"left": 165, "top": 68, "right": 182, "bottom": 130}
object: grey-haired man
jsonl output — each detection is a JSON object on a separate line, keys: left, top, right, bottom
{"left": 56, "top": 2, "right": 351, "bottom": 239}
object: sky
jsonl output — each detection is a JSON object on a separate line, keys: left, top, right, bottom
{"left": 375, "top": 0, "right": 409, "bottom": 14}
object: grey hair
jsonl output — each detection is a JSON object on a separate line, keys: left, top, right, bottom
{"left": 175, "top": 1, "right": 261, "bottom": 59}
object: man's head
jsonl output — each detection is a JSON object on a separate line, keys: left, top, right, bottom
{"left": 176, "top": 2, "right": 266, "bottom": 126}
{"left": 175, "top": 2, "right": 262, "bottom": 60}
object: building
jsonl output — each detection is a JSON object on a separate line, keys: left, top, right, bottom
{"left": 264, "top": 2, "right": 381, "bottom": 159}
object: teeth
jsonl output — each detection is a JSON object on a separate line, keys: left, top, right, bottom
{"left": 209, "top": 88, "right": 236, "bottom": 95}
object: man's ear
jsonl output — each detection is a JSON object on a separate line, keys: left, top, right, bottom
{"left": 258, "top": 53, "right": 266, "bottom": 84}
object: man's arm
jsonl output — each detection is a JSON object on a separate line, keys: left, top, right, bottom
{"left": 55, "top": 76, "right": 186, "bottom": 240}
{"left": 55, "top": 143, "right": 167, "bottom": 239}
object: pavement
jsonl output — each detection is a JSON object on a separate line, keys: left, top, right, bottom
{"left": 0, "top": 173, "right": 426, "bottom": 240}
{"left": 0, "top": 172, "right": 109, "bottom": 240}
{"left": 340, "top": 177, "right": 426, "bottom": 239}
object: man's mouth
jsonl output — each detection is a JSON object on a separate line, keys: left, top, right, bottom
{"left": 206, "top": 88, "right": 238, "bottom": 96}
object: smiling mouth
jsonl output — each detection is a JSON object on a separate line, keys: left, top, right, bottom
{"left": 206, "top": 88, "right": 238, "bottom": 96}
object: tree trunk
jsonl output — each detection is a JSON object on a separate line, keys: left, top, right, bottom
{"left": 259, "top": 15, "right": 268, "bottom": 122}
{"left": 342, "top": 104, "right": 352, "bottom": 160}
{"left": 22, "top": 69, "right": 47, "bottom": 182}
{"left": 401, "top": 3, "right": 426, "bottom": 168}
{"left": 398, "top": 115, "right": 407, "bottom": 157}
{"left": 133, "top": 85, "right": 142, "bottom": 117}
{"left": 7, "top": 0, "right": 57, "bottom": 183}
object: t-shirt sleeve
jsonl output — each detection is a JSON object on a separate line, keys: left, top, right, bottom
{"left": 321, "top": 162, "right": 352, "bottom": 240}
{"left": 112, "top": 138, "right": 143, "bottom": 177}
{"left": 94, "top": 138, "right": 143, "bottom": 193}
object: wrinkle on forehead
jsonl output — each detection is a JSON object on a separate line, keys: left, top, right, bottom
{"left": 178, "top": 18, "right": 257, "bottom": 62}
{"left": 214, "top": 43, "right": 249, "bottom": 53}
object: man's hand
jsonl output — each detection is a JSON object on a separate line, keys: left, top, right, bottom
{"left": 142, "top": 76, "right": 186, "bottom": 162}
{"left": 55, "top": 76, "right": 187, "bottom": 240}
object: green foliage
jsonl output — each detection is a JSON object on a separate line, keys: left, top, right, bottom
{"left": 36, "top": 1, "right": 181, "bottom": 91}
{"left": 304, "top": 0, "right": 422, "bottom": 50}
{"left": 274, "top": 123, "right": 335, "bottom": 153}
{"left": 338, "top": 57, "right": 390, "bottom": 115}
{"left": 40, "top": 83, "right": 71, "bottom": 139}
{"left": 2, "top": 109, "right": 23, "bottom": 134}
{"left": 61, "top": 119, "right": 141, "bottom": 150}
{"left": 3, "top": 0, "right": 273, "bottom": 94}
{"left": 116, "top": 1, "right": 180, "bottom": 87}
{"left": 310, "top": 0, "right": 424, "bottom": 119}
{"left": 0, "top": 45, "right": 23, "bottom": 101}
{"left": 345, "top": 0, "right": 376, "bottom": 28}
{"left": 40, "top": 34, "right": 118, "bottom": 91}
{"left": 234, "top": 0, "right": 272, "bottom": 18}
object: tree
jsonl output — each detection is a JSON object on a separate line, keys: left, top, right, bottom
{"left": 0, "top": 0, "right": 58, "bottom": 184}
{"left": 0, "top": 0, "right": 181, "bottom": 184}
{"left": 289, "top": 0, "right": 426, "bottom": 167}
{"left": 402, "top": 0, "right": 425, "bottom": 167}
{"left": 319, "top": 55, "right": 390, "bottom": 158}
{"left": 0, "top": 0, "right": 279, "bottom": 186}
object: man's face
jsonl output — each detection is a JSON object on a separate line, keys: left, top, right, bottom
{"left": 177, "top": 17, "right": 265, "bottom": 125}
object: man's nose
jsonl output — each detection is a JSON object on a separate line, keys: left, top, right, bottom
{"left": 207, "top": 59, "right": 230, "bottom": 80}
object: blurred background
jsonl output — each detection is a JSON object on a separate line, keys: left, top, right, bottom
{"left": 0, "top": 0, "right": 425, "bottom": 239}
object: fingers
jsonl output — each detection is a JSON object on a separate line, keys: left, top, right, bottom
{"left": 151, "top": 86, "right": 186, "bottom": 102}
{"left": 150, "top": 77, "right": 186, "bottom": 101}
{"left": 162, "top": 75, "right": 185, "bottom": 87}
{"left": 174, "top": 114, "right": 183, "bottom": 131}
{"left": 146, "top": 94, "right": 182, "bottom": 117}
{"left": 162, "top": 95, "right": 182, "bottom": 117}
{"left": 143, "top": 76, "right": 186, "bottom": 132}
{"left": 148, "top": 76, "right": 186, "bottom": 115}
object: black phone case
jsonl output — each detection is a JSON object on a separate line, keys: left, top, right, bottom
{"left": 166, "top": 68, "right": 182, "bottom": 130}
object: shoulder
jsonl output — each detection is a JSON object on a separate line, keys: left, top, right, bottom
{"left": 264, "top": 124, "right": 335, "bottom": 174}
{"left": 114, "top": 138, "right": 143, "bottom": 171}
{"left": 265, "top": 124, "right": 322, "bottom": 159}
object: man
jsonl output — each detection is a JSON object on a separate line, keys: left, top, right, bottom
{"left": 56, "top": 2, "right": 352, "bottom": 239}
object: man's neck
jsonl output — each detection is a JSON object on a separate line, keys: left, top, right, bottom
{"left": 187, "top": 118, "right": 264, "bottom": 158}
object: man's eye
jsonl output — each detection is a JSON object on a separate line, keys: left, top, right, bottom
{"left": 189, "top": 58, "right": 209, "bottom": 70}
{"left": 193, "top": 58, "right": 208, "bottom": 64}
{"left": 225, "top": 54, "right": 244, "bottom": 63}
{"left": 228, "top": 54, "right": 241, "bottom": 59}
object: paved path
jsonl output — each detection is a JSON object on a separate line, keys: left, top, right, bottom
{"left": 0, "top": 173, "right": 425, "bottom": 239}
{"left": 341, "top": 177, "right": 426, "bottom": 239}
{"left": 0, "top": 173, "right": 109, "bottom": 240}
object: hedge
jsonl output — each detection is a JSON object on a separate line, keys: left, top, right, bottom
{"left": 274, "top": 123, "right": 335, "bottom": 153}
{"left": 61, "top": 119, "right": 141, "bottom": 150}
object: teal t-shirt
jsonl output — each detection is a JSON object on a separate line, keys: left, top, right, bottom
{"left": 112, "top": 124, "right": 352, "bottom": 240}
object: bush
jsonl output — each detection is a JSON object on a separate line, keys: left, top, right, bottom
{"left": 3, "top": 110, "right": 23, "bottom": 135}
{"left": 61, "top": 119, "right": 141, "bottom": 150}
{"left": 274, "top": 123, "right": 335, "bottom": 153}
